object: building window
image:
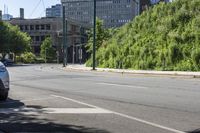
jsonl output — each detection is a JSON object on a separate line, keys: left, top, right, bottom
{"left": 36, "top": 36, "right": 40, "bottom": 42}
{"left": 81, "top": 38, "right": 85, "bottom": 43}
{"left": 25, "top": 25, "right": 29, "bottom": 30}
{"left": 19, "top": 25, "right": 24, "bottom": 31}
{"left": 46, "top": 24, "right": 51, "bottom": 30}
{"left": 36, "top": 25, "right": 40, "bottom": 30}
{"left": 41, "top": 36, "right": 45, "bottom": 42}
{"left": 30, "top": 36, "right": 34, "bottom": 41}
{"left": 34, "top": 46, "right": 40, "bottom": 54}
{"left": 41, "top": 25, "right": 45, "bottom": 30}
{"left": 30, "top": 25, "right": 34, "bottom": 30}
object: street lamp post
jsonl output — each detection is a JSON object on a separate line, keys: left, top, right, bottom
{"left": 62, "top": 5, "right": 67, "bottom": 67}
{"left": 93, "top": 0, "right": 96, "bottom": 70}
{"left": 138, "top": 0, "right": 140, "bottom": 15}
{"left": 45, "top": 48, "right": 47, "bottom": 63}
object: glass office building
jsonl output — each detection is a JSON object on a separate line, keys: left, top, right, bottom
{"left": 61, "top": 0, "right": 137, "bottom": 28}
{"left": 2, "top": 14, "right": 13, "bottom": 21}
{"left": 150, "top": 0, "right": 171, "bottom": 4}
{"left": 46, "top": 4, "right": 62, "bottom": 18}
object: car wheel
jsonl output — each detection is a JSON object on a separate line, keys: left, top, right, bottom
{"left": 0, "top": 92, "right": 8, "bottom": 101}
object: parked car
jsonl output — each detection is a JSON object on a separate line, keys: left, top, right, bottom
{"left": 0, "top": 62, "right": 10, "bottom": 101}
{"left": 1, "top": 58, "right": 14, "bottom": 66}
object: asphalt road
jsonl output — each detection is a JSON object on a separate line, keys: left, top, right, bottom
{"left": 0, "top": 64, "right": 200, "bottom": 133}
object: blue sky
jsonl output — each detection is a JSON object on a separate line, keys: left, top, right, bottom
{"left": 0, "top": 0, "right": 61, "bottom": 18}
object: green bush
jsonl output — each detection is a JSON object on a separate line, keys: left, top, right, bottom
{"left": 35, "top": 57, "right": 45, "bottom": 63}
{"left": 40, "top": 37, "right": 56, "bottom": 62}
{"left": 191, "top": 48, "right": 200, "bottom": 69}
{"left": 21, "top": 52, "right": 36, "bottom": 64}
{"left": 86, "top": 0, "right": 200, "bottom": 71}
{"left": 15, "top": 55, "right": 23, "bottom": 63}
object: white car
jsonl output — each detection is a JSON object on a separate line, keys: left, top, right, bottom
{"left": 0, "top": 62, "right": 9, "bottom": 101}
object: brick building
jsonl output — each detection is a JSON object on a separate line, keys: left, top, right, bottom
{"left": 9, "top": 17, "right": 89, "bottom": 63}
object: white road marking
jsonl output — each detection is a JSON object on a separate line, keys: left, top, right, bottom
{"left": 0, "top": 107, "right": 112, "bottom": 114}
{"left": 52, "top": 95, "right": 185, "bottom": 133}
{"left": 51, "top": 95, "right": 100, "bottom": 108}
{"left": 0, "top": 95, "right": 112, "bottom": 115}
{"left": 97, "top": 82, "right": 148, "bottom": 89}
{"left": 43, "top": 108, "right": 112, "bottom": 114}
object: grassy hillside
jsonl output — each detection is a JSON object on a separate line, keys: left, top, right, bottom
{"left": 87, "top": 0, "right": 200, "bottom": 71}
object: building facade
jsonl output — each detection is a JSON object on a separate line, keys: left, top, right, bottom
{"left": 9, "top": 17, "right": 89, "bottom": 63}
{"left": 20, "top": 8, "right": 24, "bottom": 19}
{"left": 2, "top": 14, "right": 13, "bottom": 21}
{"left": 61, "top": 0, "right": 137, "bottom": 28}
{"left": 150, "top": 0, "right": 171, "bottom": 4}
{"left": 46, "top": 4, "right": 62, "bottom": 18}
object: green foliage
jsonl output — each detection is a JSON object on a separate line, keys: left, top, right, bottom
{"left": 20, "top": 52, "right": 36, "bottom": 64}
{"left": 0, "top": 21, "right": 31, "bottom": 56}
{"left": 191, "top": 48, "right": 200, "bottom": 68}
{"left": 35, "top": 57, "right": 45, "bottom": 63}
{"left": 86, "top": 0, "right": 200, "bottom": 71}
{"left": 40, "top": 37, "right": 56, "bottom": 62}
{"left": 16, "top": 54, "right": 45, "bottom": 64}
{"left": 85, "top": 18, "right": 118, "bottom": 66}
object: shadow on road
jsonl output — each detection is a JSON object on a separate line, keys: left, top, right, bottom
{"left": 0, "top": 99, "right": 111, "bottom": 133}
{"left": 0, "top": 98, "right": 25, "bottom": 109}
{"left": 5, "top": 64, "right": 33, "bottom": 68}
{"left": 188, "top": 129, "right": 200, "bottom": 133}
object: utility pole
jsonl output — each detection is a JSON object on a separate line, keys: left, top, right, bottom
{"left": 45, "top": 48, "right": 47, "bottom": 63}
{"left": 138, "top": 0, "right": 140, "bottom": 15}
{"left": 93, "top": 0, "right": 96, "bottom": 70}
{"left": 62, "top": 5, "right": 67, "bottom": 67}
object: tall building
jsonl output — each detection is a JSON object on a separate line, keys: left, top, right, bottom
{"left": 1, "top": 4, "right": 13, "bottom": 21}
{"left": 20, "top": 8, "right": 24, "bottom": 19}
{"left": 150, "top": 0, "right": 171, "bottom": 4}
{"left": 2, "top": 14, "right": 13, "bottom": 21}
{"left": 46, "top": 4, "right": 62, "bottom": 18}
{"left": 61, "top": 0, "right": 137, "bottom": 28}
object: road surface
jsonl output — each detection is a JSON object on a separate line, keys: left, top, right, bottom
{"left": 0, "top": 64, "right": 200, "bottom": 133}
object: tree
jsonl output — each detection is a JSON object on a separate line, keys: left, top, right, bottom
{"left": 86, "top": 18, "right": 113, "bottom": 54}
{"left": 0, "top": 21, "right": 31, "bottom": 58}
{"left": 85, "top": 18, "right": 117, "bottom": 66}
{"left": 40, "top": 37, "right": 56, "bottom": 62}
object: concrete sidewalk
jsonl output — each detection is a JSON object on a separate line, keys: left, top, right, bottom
{"left": 62, "top": 64, "right": 200, "bottom": 78}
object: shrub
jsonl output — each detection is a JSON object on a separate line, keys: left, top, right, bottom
{"left": 21, "top": 52, "right": 36, "bottom": 64}
{"left": 86, "top": 0, "right": 200, "bottom": 71}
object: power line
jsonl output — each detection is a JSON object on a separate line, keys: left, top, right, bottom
{"left": 39, "top": 0, "right": 46, "bottom": 18}
{"left": 42, "top": 0, "right": 46, "bottom": 11}
{"left": 29, "top": 0, "right": 42, "bottom": 18}
{"left": 39, "top": 9, "right": 46, "bottom": 18}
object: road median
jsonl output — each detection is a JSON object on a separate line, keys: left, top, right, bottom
{"left": 61, "top": 64, "right": 200, "bottom": 78}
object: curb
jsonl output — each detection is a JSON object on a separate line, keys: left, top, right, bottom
{"left": 61, "top": 66, "right": 200, "bottom": 78}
